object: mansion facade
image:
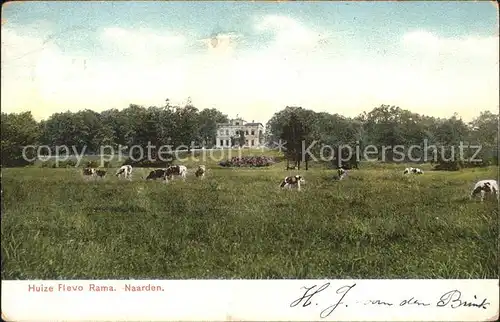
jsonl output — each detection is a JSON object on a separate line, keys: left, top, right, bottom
{"left": 215, "top": 118, "right": 264, "bottom": 148}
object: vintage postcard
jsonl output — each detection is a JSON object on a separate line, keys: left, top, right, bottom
{"left": 1, "top": 0, "right": 498, "bottom": 321}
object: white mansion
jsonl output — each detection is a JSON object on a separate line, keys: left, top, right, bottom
{"left": 215, "top": 117, "right": 265, "bottom": 148}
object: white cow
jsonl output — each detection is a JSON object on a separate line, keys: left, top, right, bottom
{"left": 470, "top": 179, "right": 499, "bottom": 202}
{"left": 403, "top": 167, "right": 423, "bottom": 175}
{"left": 115, "top": 165, "right": 133, "bottom": 180}
{"left": 280, "top": 175, "right": 305, "bottom": 191}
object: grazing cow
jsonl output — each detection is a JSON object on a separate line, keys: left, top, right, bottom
{"left": 115, "top": 165, "right": 133, "bottom": 180}
{"left": 470, "top": 179, "right": 499, "bottom": 202}
{"left": 82, "top": 167, "right": 97, "bottom": 179}
{"left": 337, "top": 168, "right": 348, "bottom": 180}
{"left": 165, "top": 165, "right": 188, "bottom": 182}
{"left": 95, "top": 169, "right": 107, "bottom": 178}
{"left": 195, "top": 165, "right": 206, "bottom": 179}
{"left": 403, "top": 167, "right": 423, "bottom": 175}
{"left": 145, "top": 169, "right": 168, "bottom": 180}
{"left": 280, "top": 175, "right": 305, "bottom": 191}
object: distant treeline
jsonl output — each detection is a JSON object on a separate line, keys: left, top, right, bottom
{"left": 1, "top": 99, "right": 228, "bottom": 167}
{"left": 1, "top": 100, "right": 498, "bottom": 169}
{"left": 265, "top": 105, "right": 499, "bottom": 170}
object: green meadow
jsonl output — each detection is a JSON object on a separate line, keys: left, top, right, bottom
{"left": 1, "top": 149, "right": 498, "bottom": 279}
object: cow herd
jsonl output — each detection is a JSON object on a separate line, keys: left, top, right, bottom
{"left": 82, "top": 164, "right": 205, "bottom": 183}
{"left": 81, "top": 163, "right": 498, "bottom": 202}
{"left": 282, "top": 166, "right": 498, "bottom": 202}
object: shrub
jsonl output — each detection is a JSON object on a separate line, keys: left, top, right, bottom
{"left": 432, "top": 161, "right": 461, "bottom": 171}
{"left": 218, "top": 156, "right": 275, "bottom": 168}
{"left": 461, "top": 160, "right": 491, "bottom": 168}
{"left": 59, "top": 160, "right": 77, "bottom": 168}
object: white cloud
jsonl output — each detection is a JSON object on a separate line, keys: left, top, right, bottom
{"left": 1, "top": 25, "right": 191, "bottom": 118}
{"left": 402, "top": 30, "right": 499, "bottom": 62}
{"left": 398, "top": 30, "right": 499, "bottom": 119}
{"left": 100, "top": 27, "right": 186, "bottom": 62}
{"left": 1, "top": 21, "right": 498, "bottom": 123}
{"left": 254, "top": 15, "right": 329, "bottom": 52}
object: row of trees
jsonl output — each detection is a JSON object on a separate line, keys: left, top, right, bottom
{"left": 1, "top": 98, "right": 228, "bottom": 166}
{"left": 1, "top": 99, "right": 498, "bottom": 169}
{"left": 266, "top": 105, "right": 499, "bottom": 169}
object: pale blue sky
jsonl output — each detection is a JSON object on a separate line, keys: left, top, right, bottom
{"left": 2, "top": 1, "right": 498, "bottom": 122}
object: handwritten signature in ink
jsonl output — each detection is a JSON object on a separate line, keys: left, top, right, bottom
{"left": 290, "top": 282, "right": 357, "bottom": 318}
{"left": 289, "top": 284, "right": 491, "bottom": 319}
{"left": 436, "top": 290, "right": 490, "bottom": 309}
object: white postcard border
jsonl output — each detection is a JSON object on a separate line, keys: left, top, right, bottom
{"left": 2, "top": 279, "right": 499, "bottom": 321}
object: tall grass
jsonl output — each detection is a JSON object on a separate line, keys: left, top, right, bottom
{"left": 1, "top": 163, "right": 497, "bottom": 279}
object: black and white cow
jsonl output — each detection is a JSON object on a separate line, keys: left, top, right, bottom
{"left": 195, "top": 165, "right": 206, "bottom": 179}
{"left": 145, "top": 169, "right": 168, "bottom": 180}
{"left": 280, "top": 175, "right": 305, "bottom": 191}
{"left": 403, "top": 167, "right": 423, "bottom": 175}
{"left": 82, "top": 167, "right": 97, "bottom": 179}
{"left": 337, "top": 168, "right": 348, "bottom": 180}
{"left": 165, "top": 165, "right": 187, "bottom": 182}
{"left": 470, "top": 179, "right": 499, "bottom": 202}
{"left": 115, "top": 165, "right": 133, "bottom": 180}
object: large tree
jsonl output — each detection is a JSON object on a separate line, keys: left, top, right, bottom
{"left": 1, "top": 112, "right": 41, "bottom": 167}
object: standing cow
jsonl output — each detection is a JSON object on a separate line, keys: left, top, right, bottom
{"left": 195, "top": 165, "right": 206, "bottom": 179}
{"left": 280, "top": 175, "right": 305, "bottom": 191}
{"left": 165, "top": 165, "right": 188, "bottom": 182}
{"left": 115, "top": 165, "right": 133, "bottom": 180}
{"left": 337, "top": 168, "right": 348, "bottom": 180}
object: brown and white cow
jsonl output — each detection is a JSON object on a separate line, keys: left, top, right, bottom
{"left": 195, "top": 165, "right": 206, "bottom": 179}
{"left": 280, "top": 175, "right": 305, "bottom": 191}
{"left": 470, "top": 179, "right": 499, "bottom": 202}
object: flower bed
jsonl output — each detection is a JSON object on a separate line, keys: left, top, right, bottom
{"left": 219, "top": 156, "right": 275, "bottom": 168}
